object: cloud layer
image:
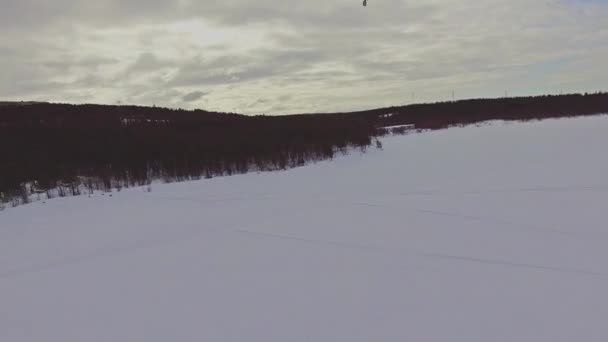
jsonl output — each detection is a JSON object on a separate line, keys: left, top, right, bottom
{"left": 1, "top": 0, "right": 607, "bottom": 114}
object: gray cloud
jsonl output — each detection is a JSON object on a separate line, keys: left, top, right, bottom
{"left": 128, "top": 53, "right": 172, "bottom": 74}
{"left": 1, "top": 0, "right": 436, "bottom": 30}
{"left": 0, "top": 0, "right": 176, "bottom": 30}
{"left": 169, "top": 48, "right": 329, "bottom": 87}
{"left": 182, "top": 91, "right": 208, "bottom": 102}
{"left": 1, "top": 0, "right": 607, "bottom": 113}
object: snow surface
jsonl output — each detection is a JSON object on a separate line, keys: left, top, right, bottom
{"left": 2, "top": 115, "right": 608, "bottom": 342}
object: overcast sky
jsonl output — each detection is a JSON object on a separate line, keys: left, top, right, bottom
{"left": 1, "top": 0, "right": 607, "bottom": 114}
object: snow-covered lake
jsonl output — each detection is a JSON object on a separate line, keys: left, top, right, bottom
{"left": 2, "top": 115, "right": 608, "bottom": 341}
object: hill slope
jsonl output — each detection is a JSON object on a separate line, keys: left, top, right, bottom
{"left": 2, "top": 92, "right": 607, "bottom": 207}
{"left": 1, "top": 115, "right": 608, "bottom": 341}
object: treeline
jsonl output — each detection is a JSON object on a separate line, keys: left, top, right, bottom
{"left": 1, "top": 92, "right": 607, "bottom": 208}
{"left": 0, "top": 103, "right": 375, "bottom": 207}
{"left": 362, "top": 92, "right": 608, "bottom": 129}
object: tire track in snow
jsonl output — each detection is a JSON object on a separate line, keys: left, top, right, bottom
{"left": 395, "top": 185, "right": 608, "bottom": 197}
{"left": 0, "top": 226, "right": 223, "bottom": 280}
{"left": 413, "top": 208, "right": 577, "bottom": 236}
{"left": 349, "top": 201, "right": 577, "bottom": 237}
{"left": 0, "top": 209, "right": 279, "bottom": 281}
{"left": 235, "top": 229, "right": 376, "bottom": 251}
{"left": 3, "top": 186, "right": 604, "bottom": 280}
{"left": 423, "top": 252, "right": 608, "bottom": 279}
{"left": 235, "top": 229, "right": 608, "bottom": 280}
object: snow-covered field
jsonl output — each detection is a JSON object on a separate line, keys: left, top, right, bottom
{"left": 2, "top": 115, "right": 608, "bottom": 341}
